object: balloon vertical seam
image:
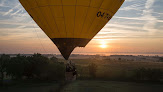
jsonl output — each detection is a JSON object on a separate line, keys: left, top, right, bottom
{"left": 79, "top": 0, "right": 92, "bottom": 38}
{"left": 61, "top": 0, "right": 67, "bottom": 38}
{"left": 73, "top": 0, "right": 77, "bottom": 38}
{"left": 25, "top": 0, "right": 53, "bottom": 38}
{"left": 33, "top": 0, "right": 56, "bottom": 38}
{"left": 86, "top": 0, "right": 105, "bottom": 38}
{"left": 47, "top": 0, "right": 61, "bottom": 38}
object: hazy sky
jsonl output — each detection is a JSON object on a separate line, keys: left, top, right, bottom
{"left": 0, "top": 0, "right": 163, "bottom": 54}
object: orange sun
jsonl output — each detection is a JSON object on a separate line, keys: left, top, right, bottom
{"left": 99, "top": 41, "right": 108, "bottom": 48}
{"left": 100, "top": 44, "right": 107, "bottom": 48}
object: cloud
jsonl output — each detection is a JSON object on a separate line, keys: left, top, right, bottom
{"left": 142, "top": 0, "right": 157, "bottom": 34}
{"left": 112, "top": 0, "right": 162, "bottom": 37}
{"left": 0, "top": 0, "right": 9, "bottom": 7}
{"left": 145, "top": 0, "right": 155, "bottom": 9}
{"left": 120, "top": 1, "right": 146, "bottom": 11}
{"left": 114, "top": 16, "right": 163, "bottom": 23}
{"left": 3, "top": 9, "right": 13, "bottom": 16}
{"left": 3, "top": 3, "right": 21, "bottom": 16}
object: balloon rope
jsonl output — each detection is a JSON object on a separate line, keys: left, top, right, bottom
{"left": 32, "top": 20, "right": 47, "bottom": 54}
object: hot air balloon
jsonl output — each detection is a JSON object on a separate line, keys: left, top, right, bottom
{"left": 19, "top": 0, "right": 125, "bottom": 60}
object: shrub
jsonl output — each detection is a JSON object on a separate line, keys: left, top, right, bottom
{"left": 133, "top": 68, "right": 163, "bottom": 81}
{"left": 88, "top": 63, "right": 97, "bottom": 78}
{"left": 39, "top": 62, "right": 65, "bottom": 81}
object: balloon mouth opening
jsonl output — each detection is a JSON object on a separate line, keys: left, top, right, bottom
{"left": 51, "top": 38, "right": 91, "bottom": 60}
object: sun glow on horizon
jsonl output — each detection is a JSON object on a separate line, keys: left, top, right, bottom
{"left": 99, "top": 41, "right": 108, "bottom": 48}
{"left": 100, "top": 44, "right": 107, "bottom": 48}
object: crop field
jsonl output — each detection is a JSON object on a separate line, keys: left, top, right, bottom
{"left": 69, "top": 59, "right": 163, "bottom": 80}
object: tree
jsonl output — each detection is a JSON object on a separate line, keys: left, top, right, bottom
{"left": 27, "top": 53, "right": 50, "bottom": 79}
{"left": 159, "top": 57, "right": 163, "bottom": 62}
{"left": 1, "top": 53, "right": 65, "bottom": 81}
{"left": 133, "top": 68, "right": 163, "bottom": 81}
{"left": 38, "top": 62, "right": 65, "bottom": 80}
{"left": 0, "top": 54, "right": 10, "bottom": 85}
{"left": 118, "top": 58, "right": 121, "bottom": 61}
{"left": 6, "top": 54, "right": 28, "bottom": 79}
{"left": 50, "top": 56, "right": 58, "bottom": 63}
{"left": 89, "top": 63, "right": 97, "bottom": 78}
{"left": 26, "top": 53, "right": 65, "bottom": 80}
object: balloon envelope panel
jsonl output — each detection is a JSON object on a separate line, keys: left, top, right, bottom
{"left": 19, "top": 0, "right": 125, "bottom": 60}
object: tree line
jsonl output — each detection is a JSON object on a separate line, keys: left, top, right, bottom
{"left": 0, "top": 53, "right": 65, "bottom": 85}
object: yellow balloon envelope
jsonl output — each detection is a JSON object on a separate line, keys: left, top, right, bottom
{"left": 19, "top": 0, "right": 125, "bottom": 60}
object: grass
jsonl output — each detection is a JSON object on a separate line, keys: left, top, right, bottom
{"left": 0, "top": 81, "right": 61, "bottom": 92}
{"left": 1, "top": 80, "right": 163, "bottom": 92}
{"left": 61, "top": 80, "right": 163, "bottom": 92}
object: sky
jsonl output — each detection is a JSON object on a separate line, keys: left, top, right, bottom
{"left": 0, "top": 0, "right": 163, "bottom": 54}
